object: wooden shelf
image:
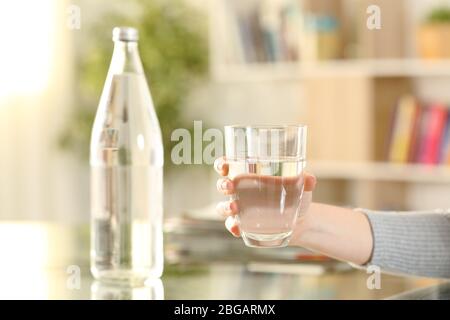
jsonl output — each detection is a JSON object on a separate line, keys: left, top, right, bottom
{"left": 309, "top": 161, "right": 450, "bottom": 183}
{"left": 211, "top": 59, "right": 450, "bottom": 82}
{"left": 211, "top": 62, "right": 301, "bottom": 82}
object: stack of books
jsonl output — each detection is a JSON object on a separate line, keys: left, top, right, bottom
{"left": 387, "top": 95, "right": 450, "bottom": 165}
{"left": 216, "top": 0, "right": 304, "bottom": 63}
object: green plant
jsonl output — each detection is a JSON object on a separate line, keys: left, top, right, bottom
{"left": 59, "top": 0, "right": 208, "bottom": 169}
{"left": 425, "top": 7, "right": 450, "bottom": 24}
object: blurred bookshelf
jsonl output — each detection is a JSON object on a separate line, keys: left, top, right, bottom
{"left": 209, "top": 0, "right": 450, "bottom": 210}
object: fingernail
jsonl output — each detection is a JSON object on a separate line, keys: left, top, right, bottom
{"left": 221, "top": 180, "right": 230, "bottom": 190}
{"left": 231, "top": 224, "right": 240, "bottom": 237}
{"left": 225, "top": 216, "right": 234, "bottom": 229}
{"left": 219, "top": 201, "right": 231, "bottom": 214}
{"left": 217, "top": 202, "right": 230, "bottom": 216}
{"left": 229, "top": 201, "right": 238, "bottom": 212}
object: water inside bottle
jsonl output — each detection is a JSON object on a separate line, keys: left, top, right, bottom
{"left": 91, "top": 165, "right": 163, "bottom": 284}
{"left": 91, "top": 73, "right": 164, "bottom": 284}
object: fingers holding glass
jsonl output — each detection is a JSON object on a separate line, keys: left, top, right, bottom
{"left": 304, "top": 173, "right": 317, "bottom": 192}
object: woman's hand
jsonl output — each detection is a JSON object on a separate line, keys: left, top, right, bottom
{"left": 213, "top": 156, "right": 317, "bottom": 238}
{"left": 213, "top": 157, "right": 373, "bottom": 265}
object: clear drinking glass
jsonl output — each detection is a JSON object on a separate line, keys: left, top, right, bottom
{"left": 224, "top": 125, "right": 307, "bottom": 248}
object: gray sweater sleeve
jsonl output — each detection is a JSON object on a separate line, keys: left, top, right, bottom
{"left": 360, "top": 209, "right": 450, "bottom": 279}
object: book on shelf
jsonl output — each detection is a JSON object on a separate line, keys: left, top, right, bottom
{"left": 387, "top": 95, "right": 450, "bottom": 166}
{"left": 441, "top": 113, "right": 450, "bottom": 165}
{"left": 419, "top": 103, "right": 448, "bottom": 165}
{"left": 213, "top": 0, "right": 341, "bottom": 65}
{"left": 407, "top": 103, "right": 422, "bottom": 163}
{"left": 224, "top": 0, "right": 302, "bottom": 64}
{"left": 387, "top": 95, "right": 418, "bottom": 163}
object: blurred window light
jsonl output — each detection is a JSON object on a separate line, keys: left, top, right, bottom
{"left": 0, "top": 0, "right": 55, "bottom": 99}
{"left": 0, "top": 223, "right": 50, "bottom": 299}
{"left": 0, "top": 223, "right": 50, "bottom": 270}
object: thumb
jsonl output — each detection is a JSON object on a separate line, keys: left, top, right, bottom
{"left": 304, "top": 173, "right": 316, "bottom": 192}
{"left": 299, "top": 191, "right": 312, "bottom": 214}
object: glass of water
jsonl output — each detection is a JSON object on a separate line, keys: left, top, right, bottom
{"left": 224, "top": 125, "right": 307, "bottom": 248}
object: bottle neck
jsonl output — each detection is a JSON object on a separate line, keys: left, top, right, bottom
{"left": 108, "top": 40, "right": 144, "bottom": 75}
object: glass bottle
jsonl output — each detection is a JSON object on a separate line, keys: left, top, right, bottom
{"left": 90, "top": 27, "right": 164, "bottom": 285}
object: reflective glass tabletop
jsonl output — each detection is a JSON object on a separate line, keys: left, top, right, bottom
{"left": 0, "top": 222, "right": 444, "bottom": 300}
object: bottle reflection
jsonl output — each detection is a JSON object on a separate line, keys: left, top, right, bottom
{"left": 91, "top": 278, "right": 164, "bottom": 300}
